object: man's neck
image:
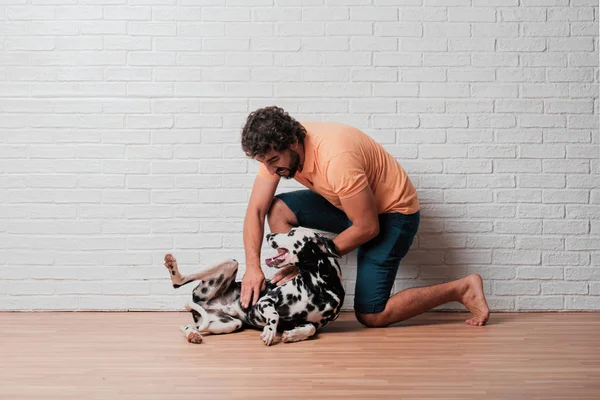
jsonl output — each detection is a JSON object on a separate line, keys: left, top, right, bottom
{"left": 298, "top": 141, "right": 306, "bottom": 173}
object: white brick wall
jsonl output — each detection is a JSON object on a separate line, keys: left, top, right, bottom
{"left": 0, "top": 1, "right": 598, "bottom": 312}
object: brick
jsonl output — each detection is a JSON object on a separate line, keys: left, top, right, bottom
{"left": 516, "top": 237, "right": 564, "bottom": 251}
{"left": 446, "top": 100, "right": 494, "bottom": 113}
{"left": 493, "top": 250, "right": 541, "bottom": 265}
{"left": 444, "top": 160, "right": 492, "bottom": 173}
{"left": 543, "top": 190, "right": 589, "bottom": 204}
{"left": 566, "top": 296, "right": 600, "bottom": 310}
{"left": 468, "top": 205, "right": 516, "bottom": 218}
{"left": 543, "top": 252, "right": 589, "bottom": 266}
{"left": 468, "top": 235, "right": 515, "bottom": 249}
{"left": 495, "top": 220, "right": 542, "bottom": 234}
{"left": 518, "top": 205, "right": 565, "bottom": 219}
{"left": 495, "top": 281, "right": 541, "bottom": 296}
{"left": 566, "top": 268, "right": 600, "bottom": 280}
{"left": 518, "top": 174, "right": 565, "bottom": 188}
{"left": 517, "top": 296, "right": 564, "bottom": 310}
{"left": 566, "top": 238, "right": 600, "bottom": 251}
{"left": 518, "top": 267, "right": 564, "bottom": 280}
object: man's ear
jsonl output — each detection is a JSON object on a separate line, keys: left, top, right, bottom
{"left": 314, "top": 233, "right": 341, "bottom": 259}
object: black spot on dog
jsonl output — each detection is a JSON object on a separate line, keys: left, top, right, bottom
{"left": 269, "top": 327, "right": 273, "bottom": 331}
{"left": 201, "top": 287, "right": 208, "bottom": 294}
{"left": 216, "top": 274, "right": 224, "bottom": 285}
{"left": 193, "top": 294, "right": 200, "bottom": 303}
{"left": 209, "top": 279, "right": 214, "bottom": 286}
{"left": 307, "top": 304, "right": 315, "bottom": 312}
{"left": 279, "top": 304, "right": 290, "bottom": 318}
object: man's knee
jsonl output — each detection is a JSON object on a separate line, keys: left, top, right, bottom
{"left": 267, "top": 197, "right": 298, "bottom": 233}
{"left": 355, "top": 310, "right": 388, "bottom": 328}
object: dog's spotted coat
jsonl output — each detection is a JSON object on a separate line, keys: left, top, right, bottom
{"left": 164, "top": 227, "right": 345, "bottom": 346}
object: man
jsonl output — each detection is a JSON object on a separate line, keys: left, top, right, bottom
{"left": 239, "top": 106, "right": 490, "bottom": 327}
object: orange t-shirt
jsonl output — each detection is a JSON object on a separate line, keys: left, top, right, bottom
{"left": 257, "top": 121, "right": 420, "bottom": 215}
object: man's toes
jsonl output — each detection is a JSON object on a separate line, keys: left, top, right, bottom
{"left": 465, "top": 318, "right": 484, "bottom": 326}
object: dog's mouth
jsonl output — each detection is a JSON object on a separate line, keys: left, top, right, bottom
{"left": 265, "top": 248, "right": 289, "bottom": 268}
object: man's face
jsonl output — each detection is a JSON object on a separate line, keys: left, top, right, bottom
{"left": 257, "top": 147, "right": 301, "bottom": 179}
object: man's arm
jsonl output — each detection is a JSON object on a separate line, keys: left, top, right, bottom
{"left": 270, "top": 185, "right": 379, "bottom": 287}
{"left": 324, "top": 152, "right": 380, "bottom": 255}
{"left": 331, "top": 185, "right": 379, "bottom": 256}
{"left": 241, "top": 174, "right": 279, "bottom": 308}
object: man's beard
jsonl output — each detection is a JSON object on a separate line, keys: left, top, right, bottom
{"left": 276, "top": 150, "right": 301, "bottom": 179}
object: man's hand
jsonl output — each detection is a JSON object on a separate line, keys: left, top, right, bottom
{"left": 271, "top": 265, "right": 299, "bottom": 287}
{"left": 240, "top": 267, "right": 266, "bottom": 309}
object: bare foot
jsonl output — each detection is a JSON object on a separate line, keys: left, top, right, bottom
{"left": 460, "top": 274, "right": 490, "bottom": 326}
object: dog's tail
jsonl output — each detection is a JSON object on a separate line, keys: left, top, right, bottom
{"left": 185, "top": 303, "right": 210, "bottom": 332}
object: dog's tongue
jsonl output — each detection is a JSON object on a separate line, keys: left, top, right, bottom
{"left": 265, "top": 250, "right": 287, "bottom": 268}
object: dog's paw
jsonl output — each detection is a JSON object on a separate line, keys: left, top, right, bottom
{"left": 282, "top": 324, "right": 317, "bottom": 343}
{"left": 281, "top": 330, "right": 299, "bottom": 343}
{"left": 260, "top": 325, "right": 276, "bottom": 346}
{"left": 164, "top": 253, "right": 177, "bottom": 270}
{"left": 187, "top": 331, "right": 203, "bottom": 344}
{"left": 180, "top": 324, "right": 203, "bottom": 344}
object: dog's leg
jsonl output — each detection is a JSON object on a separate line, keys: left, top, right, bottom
{"left": 164, "top": 254, "right": 238, "bottom": 300}
{"left": 182, "top": 303, "right": 243, "bottom": 340}
{"left": 258, "top": 305, "right": 279, "bottom": 346}
{"left": 179, "top": 303, "right": 212, "bottom": 344}
{"left": 282, "top": 323, "right": 317, "bottom": 343}
{"left": 202, "top": 315, "right": 243, "bottom": 335}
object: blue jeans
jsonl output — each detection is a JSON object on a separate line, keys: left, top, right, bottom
{"left": 275, "top": 189, "right": 420, "bottom": 314}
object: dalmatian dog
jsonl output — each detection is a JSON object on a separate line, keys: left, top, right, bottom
{"left": 163, "top": 227, "right": 345, "bottom": 346}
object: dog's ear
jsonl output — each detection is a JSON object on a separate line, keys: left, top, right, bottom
{"left": 314, "top": 233, "right": 341, "bottom": 259}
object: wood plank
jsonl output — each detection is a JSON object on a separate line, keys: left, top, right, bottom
{"left": 1, "top": 311, "right": 599, "bottom": 400}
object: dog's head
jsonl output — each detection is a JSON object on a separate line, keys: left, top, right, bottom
{"left": 265, "top": 227, "right": 341, "bottom": 268}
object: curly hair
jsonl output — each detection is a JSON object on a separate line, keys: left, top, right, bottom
{"left": 240, "top": 106, "right": 307, "bottom": 159}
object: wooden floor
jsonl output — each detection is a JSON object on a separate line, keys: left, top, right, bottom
{"left": 1, "top": 311, "right": 599, "bottom": 400}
